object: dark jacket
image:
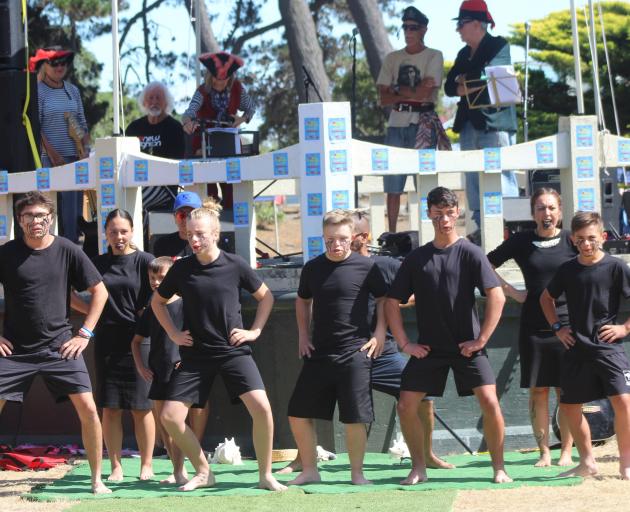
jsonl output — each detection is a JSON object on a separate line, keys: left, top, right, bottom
{"left": 445, "top": 33, "right": 517, "bottom": 134}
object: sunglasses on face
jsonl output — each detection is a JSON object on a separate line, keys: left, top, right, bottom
{"left": 48, "top": 59, "right": 69, "bottom": 68}
{"left": 175, "top": 210, "right": 190, "bottom": 221}
{"left": 456, "top": 19, "right": 475, "bottom": 29}
{"left": 402, "top": 24, "right": 423, "bottom": 32}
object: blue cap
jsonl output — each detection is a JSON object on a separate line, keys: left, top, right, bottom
{"left": 173, "top": 191, "right": 202, "bottom": 212}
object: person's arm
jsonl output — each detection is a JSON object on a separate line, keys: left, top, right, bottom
{"left": 70, "top": 290, "right": 90, "bottom": 314}
{"left": 385, "top": 297, "right": 429, "bottom": 358}
{"left": 295, "top": 296, "right": 314, "bottom": 358}
{"left": 60, "top": 281, "right": 108, "bottom": 359}
{"left": 539, "top": 288, "right": 575, "bottom": 349}
{"left": 182, "top": 90, "right": 203, "bottom": 134}
{"left": 131, "top": 334, "right": 153, "bottom": 382}
{"left": 233, "top": 85, "right": 255, "bottom": 127}
{"left": 229, "top": 283, "right": 274, "bottom": 345}
{"left": 360, "top": 297, "right": 387, "bottom": 359}
{"left": 459, "top": 286, "right": 505, "bottom": 357}
{"left": 151, "top": 292, "right": 193, "bottom": 347}
{"left": 493, "top": 270, "right": 527, "bottom": 303}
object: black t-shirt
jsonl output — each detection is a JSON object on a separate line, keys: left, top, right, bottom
{"left": 547, "top": 254, "right": 630, "bottom": 357}
{"left": 153, "top": 232, "right": 192, "bottom": 258}
{"left": 368, "top": 255, "right": 402, "bottom": 356}
{"left": 136, "top": 297, "right": 184, "bottom": 380}
{"left": 388, "top": 238, "right": 500, "bottom": 354}
{"left": 0, "top": 237, "right": 102, "bottom": 354}
{"left": 298, "top": 251, "right": 387, "bottom": 360}
{"left": 157, "top": 251, "right": 262, "bottom": 359}
{"left": 93, "top": 251, "right": 154, "bottom": 352}
{"left": 487, "top": 230, "right": 577, "bottom": 332}
{"left": 126, "top": 115, "right": 185, "bottom": 160}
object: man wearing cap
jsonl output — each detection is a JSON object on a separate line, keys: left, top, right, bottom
{"left": 377, "top": 7, "right": 450, "bottom": 233}
{"left": 445, "top": 0, "right": 518, "bottom": 243}
{"left": 153, "top": 191, "right": 202, "bottom": 258}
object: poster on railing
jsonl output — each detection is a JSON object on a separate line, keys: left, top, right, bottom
{"left": 307, "top": 193, "right": 323, "bottom": 216}
{"left": 234, "top": 202, "right": 249, "bottom": 228}
{"left": 36, "top": 168, "right": 50, "bottom": 191}
{"left": 0, "top": 215, "right": 6, "bottom": 238}
{"left": 418, "top": 149, "right": 436, "bottom": 174}
{"left": 575, "top": 125, "right": 593, "bottom": 148}
{"left": 99, "top": 157, "right": 114, "bottom": 181}
{"left": 420, "top": 198, "right": 430, "bottom": 222}
{"left": 304, "top": 117, "right": 320, "bottom": 141}
{"left": 226, "top": 158, "right": 241, "bottom": 183}
{"left": 483, "top": 148, "right": 501, "bottom": 172}
{"left": 305, "top": 153, "right": 321, "bottom": 176}
{"left": 576, "top": 156, "right": 594, "bottom": 181}
{"left": 178, "top": 161, "right": 194, "bottom": 185}
{"left": 535, "top": 141, "right": 554, "bottom": 165}
{"left": 100, "top": 184, "right": 116, "bottom": 207}
{"left": 134, "top": 160, "right": 149, "bottom": 182}
{"left": 273, "top": 152, "right": 289, "bottom": 177}
{"left": 577, "top": 187, "right": 595, "bottom": 211}
{"left": 75, "top": 162, "right": 89, "bottom": 185}
{"left": 329, "top": 150, "right": 348, "bottom": 174}
{"left": 307, "top": 236, "right": 324, "bottom": 259}
{"left": 619, "top": 140, "right": 630, "bottom": 164}
{"left": 0, "top": 170, "right": 8, "bottom": 194}
{"left": 328, "top": 118, "right": 347, "bottom": 142}
{"left": 332, "top": 190, "right": 349, "bottom": 209}
{"left": 483, "top": 191, "right": 502, "bottom": 216}
{"left": 371, "top": 148, "right": 388, "bottom": 171}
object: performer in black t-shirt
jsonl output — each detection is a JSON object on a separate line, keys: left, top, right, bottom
{"left": 0, "top": 192, "right": 110, "bottom": 494}
{"left": 386, "top": 187, "right": 511, "bottom": 484}
{"left": 541, "top": 211, "right": 630, "bottom": 480}
{"left": 287, "top": 210, "right": 387, "bottom": 486}
{"left": 487, "top": 188, "right": 576, "bottom": 467}
{"left": 153, "top": 191, "right": 200, "bottom": 258}
{"left": 152, "top": 199, "right": 286, "bottom": 492}
{"left": 88, "top": 209, "right": 155, "bottom": 481}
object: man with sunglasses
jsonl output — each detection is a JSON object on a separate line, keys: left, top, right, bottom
{"left": 445, "top": 0, "right": 518, "bottom": 244}
{"left": 153, "top": 191, "right": 202, "bottom": 257}
{"left": 0, "top": 192, "right": 110, "bottom": 494}
{"left": 377, "top": 6, "right": 449, "bottom": 233}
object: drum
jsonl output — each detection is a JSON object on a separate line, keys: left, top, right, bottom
{"left": 552, "top": 398, "right": 616, "bottom": 443}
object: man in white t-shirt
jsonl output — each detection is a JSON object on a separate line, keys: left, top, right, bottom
{"left": 377, "top": 6, "right": 451, "bottom": 233}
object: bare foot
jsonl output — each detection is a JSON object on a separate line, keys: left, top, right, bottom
{"left": 276, "top": 460, "right": 301, "bottom": 475}
{"left": 139, "top": 465, "right": 154, "bottom": 480}
{"left": 92, "top": 480, "right": 112, "bottom": 494}
{"left": 179, "top": 471, "right": 216, "bottom": 491}
{"left": 534, "top": 453, "right": 552, "bottom": 467}
{"left": 493, "top": 469, "right": 513, "bottom": 483}
{"left": 258, "top": 474, "right": 288, "bottom": 491}
{"left": 287, "top": 470, "right": 321, "bottom": 486}
{"left": 426, "top": 455, "right": 455, "bottom": 469}
{"left": 557, "top": 453, "right": 574, "bottom": 467}
{"left": 559, "top": 463, "right": 598, "bottom": 478}
{"left": 161, "top": 470, "right": 189, "bottom": 485}
{"left": 400, "top": 467, "right": 427, "bottom": 485}
{"left": 107, "top": 466, "right": 124, "bottom": 482}
{"left": 620, "top": 467, "right": 630, "bottom": 480}
{"left": 351, "top": 472, "right": 372, "bottom": 485}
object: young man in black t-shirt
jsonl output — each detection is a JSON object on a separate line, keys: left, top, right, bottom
{"left": 386, "top": 187, "right": 511, "bottom": 484}
{"left": 153, "top": 191, "right": 200, "bottom": 258}
{"left": 0, "top": 192, "right": 111, "bottom": 494}
{"left": 287, "top": 210, "right": 388, "bottom": 486}
{"left": 541, "top": 211, "right": 630, "bottom": 480}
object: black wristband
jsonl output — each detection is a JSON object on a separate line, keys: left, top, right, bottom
{"left": 551, "top": 322, "right": 563, "bottom": 333}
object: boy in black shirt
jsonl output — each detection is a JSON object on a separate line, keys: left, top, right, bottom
{"left": 287, "top": 210, "right": 387, "bottom": 486}
{"left": 386, "top": 187, "right": 510, "bottom": 484}
{"left": 541, "top": 211, "right": 630, "bottom": 479}
{"left": 0, "top": 192, "right": 110, "bottom": 494}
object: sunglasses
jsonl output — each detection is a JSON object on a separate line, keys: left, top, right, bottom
{"left": 175, "top": 210, "right": 190, "bottom": 221}
{"left": 48, "top": 59, "right": 69, "bottom": 68}
{"left": 456, "top": 19, "right": 475, "bottom": 29}
{"left": 402, "top": 24, "right": 423, "bottom": 32}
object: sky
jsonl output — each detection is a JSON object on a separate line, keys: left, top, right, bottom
{"left": 86, "top": 0, "right": 629, "bottom": 125}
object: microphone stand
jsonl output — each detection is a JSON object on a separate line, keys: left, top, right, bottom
{"left": 350, "top": 28, "right": 358, "bottom": 137}
{"left": 302, "top": 65, "right": 323, "bottom": 103}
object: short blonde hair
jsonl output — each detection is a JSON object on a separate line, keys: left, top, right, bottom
{"left": 323, "top": 209, "right": 353, "bottom": 229}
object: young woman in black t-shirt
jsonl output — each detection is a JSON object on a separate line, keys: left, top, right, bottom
{"left": 92, "top": 209, "right": 155, "bottom": 481}
{"left": 487, "top": 188, "right": 576, "bottom": 467}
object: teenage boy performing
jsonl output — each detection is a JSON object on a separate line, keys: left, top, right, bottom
{"left": 152, "top": 199, "right": 286, "bottom": 492}
{"left": 386, "top": 187, "right": 511, "bottom": 485}
{"left": 0, "top": 192, "right": 110, "bottom": 494}
{"left": 540, "top": 211, "right": 630, "bottom": 480}
{"left": 287, "top": 210, "right": 388, "bottom": 486}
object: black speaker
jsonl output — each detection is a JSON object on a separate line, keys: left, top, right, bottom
{"left": 0, "top": 69, "right": 40, "bottom": 173}
{"left": 0, "top": 0, "right": 25, "bottom": 71}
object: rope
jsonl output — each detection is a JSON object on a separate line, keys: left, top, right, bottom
{"left": 21, "top": 0, "right": 42, "bottom": 169}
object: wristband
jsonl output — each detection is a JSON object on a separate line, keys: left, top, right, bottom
{"left": 551, "top": 322, "right": 563, "bottom": 333}
{"left": 78, "top": 326, "right": 94, "bottom": 339}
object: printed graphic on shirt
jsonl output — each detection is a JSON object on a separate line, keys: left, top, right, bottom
{"left": 624, "top": 369, "right": 630, "bottom": 386}
{"left": 138, "top": 135, "right": 163, "bottom": 154}
{"left": 397, "top": 65, "right": 422, "bottom": 88}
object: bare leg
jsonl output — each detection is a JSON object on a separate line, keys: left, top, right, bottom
{"left": 530, "top": 387, "right": 552, "bottom": 467}
{"left": 419, "top": 400, "right": 454, "bottom": 469}
{"left": 387, "top": 193, "right": 402, "bottom": 233}
{"left": 554, "top": 388, "right": 574, "bottom": 466}
{"left": 187, "top": 401, "right": 210, "bottom": 443}
{"left": 131, "top": 409, "right": 155, "bottom": 480}
{"left": 608, "top": 394, "right": 630, "bottom": 480}
{"left": 287, "top": 416, "right": 320, "bottom": 485}
{"left": 240, "top": 390, "right": 287, "bottom": 491}
{"left": 161, "top": 400, "right": 215, "bottom": 491}
{"left": 276, "top": 453, "right": 302, "bottom": 474}
{"left": 153, "top": 401, "right": 187, "bottom": 484}
{"left": 69, "top": 393, "right": 111, "bottom": 494}
{"left": 345, "top": 423, "right": 371, "bottom": 484}
{"left": 397, "top": 391, "right": 428, "bottom": 485}
{"left": 474, "top": 385, "right": 512, "bottom": 483}
{"left": 558, "top": 403, "right": 597, "bottom": 478}
{"left": 102, "top": 408, "right": 124, "bottom": 481}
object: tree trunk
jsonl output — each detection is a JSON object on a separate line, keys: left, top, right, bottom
{"left": 278, "top": 0, "right": 331, "bottom": 102}
{"left": 184, "top": 0, "right": 220, "bottom": 54}
{"left": 346, "top": 0, "right": 393, "bottom": 81}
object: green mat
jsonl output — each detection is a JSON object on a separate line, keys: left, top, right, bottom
{"left": 26, "top": 451, "right": 582, "bottom": 502}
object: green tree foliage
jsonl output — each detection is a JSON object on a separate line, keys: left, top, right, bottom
{"left": 508, "top": 1, "right": 630, "bottom": 137}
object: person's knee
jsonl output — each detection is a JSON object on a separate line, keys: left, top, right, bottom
{"left": 72, "top": 395, "right": 100, "bottom": 424}
{"left": 476, "top": 390, "right": 501, "bottom": 416}
{"left": 398, "top": 395, "right": 421, "bottom": 419}
{"left": 530, "top": 387, "right": 550, "bottom": 401}
{"left": 247, "top": 397, "right": 272, "bottom": 422}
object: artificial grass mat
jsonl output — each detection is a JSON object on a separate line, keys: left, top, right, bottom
{"left": 26, "top": 450, "right": 582, "bottom": 502}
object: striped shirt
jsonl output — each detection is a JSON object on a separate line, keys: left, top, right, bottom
{"left": 184, "top": 86, "right": 255, "bottom": 123}
{"left": 38, "top": 80, "right": 88, "bottom": 160}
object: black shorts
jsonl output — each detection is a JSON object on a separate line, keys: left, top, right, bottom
{"left": 519, "top": 330, "right": 566, "bottom": 388}
{"left": 95, "top": 352, "right": 152, "bottom": 410}
{"left": 0, "top": 348, "right": 92, "bottom": 403}
{"left": 288, "top": 351, "right": 373, "bottom": 424}
{"left": 401, "top": 351, "right": 496, "bottom": 397}
{"left": 560, "top": 350, "right": 630, "bottom": 404}
{"left": 166, "top": 354, "right": 264, "bottom": 405}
